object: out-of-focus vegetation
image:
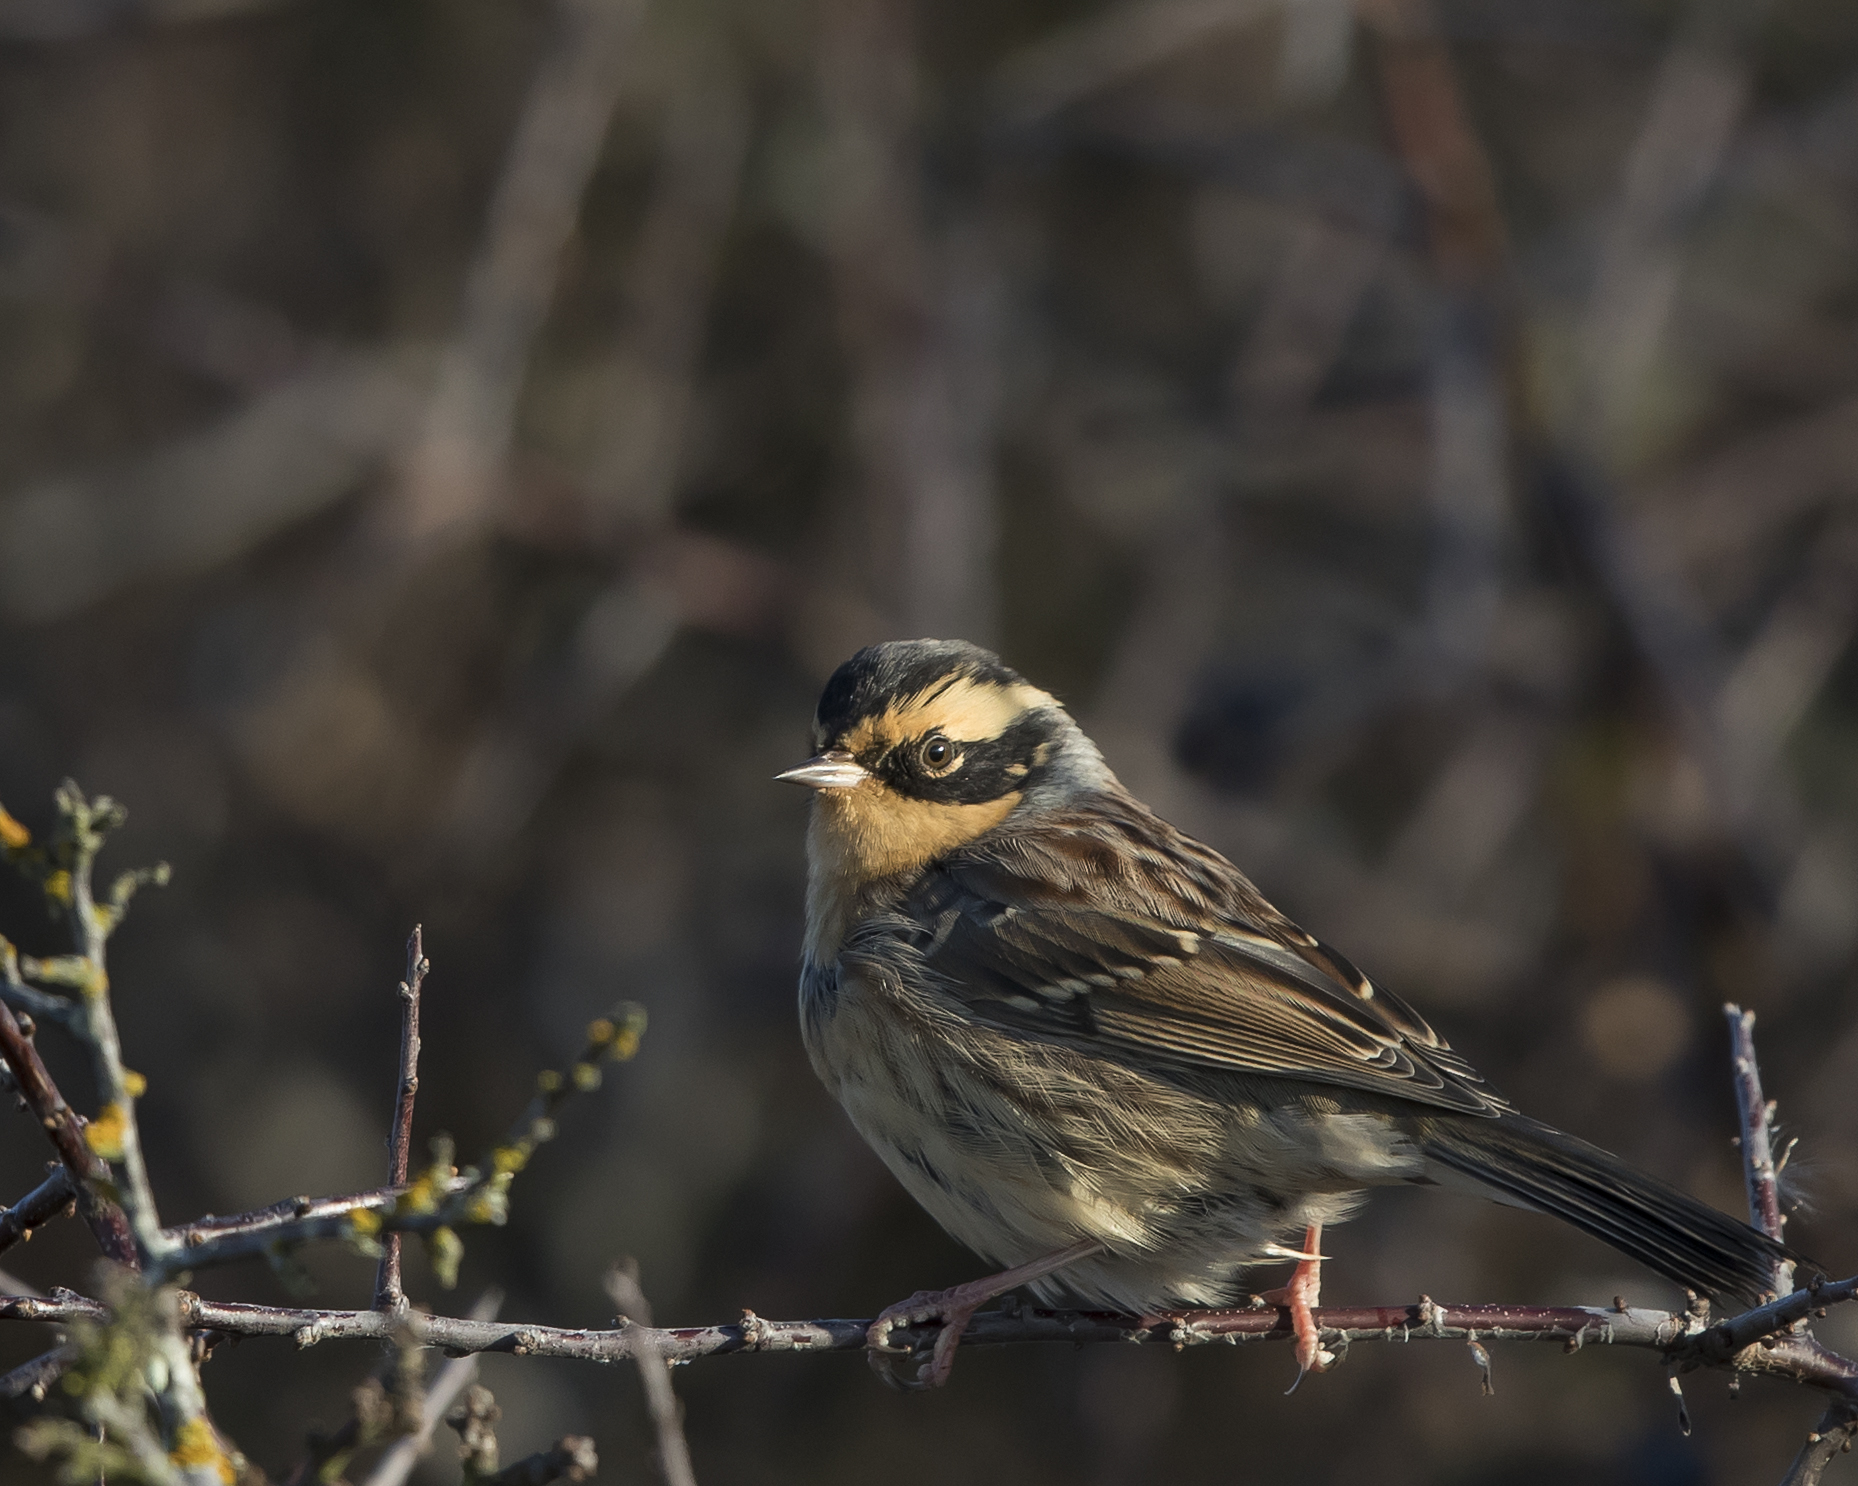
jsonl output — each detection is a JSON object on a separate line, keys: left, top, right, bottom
{"left": 1, "top": 0, "right": 1856, "bottom": 1480}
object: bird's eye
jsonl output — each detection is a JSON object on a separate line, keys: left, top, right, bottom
{"left": 921, "top": 735, "right": 954, "bottom": 771}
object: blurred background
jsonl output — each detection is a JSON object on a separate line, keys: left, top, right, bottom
{"left": 1, "top": 0, "right": 1856, "bottom": 1480}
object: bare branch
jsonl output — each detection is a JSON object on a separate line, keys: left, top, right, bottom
{"left": 0, "top": 1342, "right": 76, "bottom": 1403}
{"left": 150, "top": 1004, "right": 642, "bottom": 1280}
{"left": 169, "top": 1186, "right": 449, "bottom": 1247}
{"left": 0, "top": 991, "right": 137, "bottom": 1268}
{"left": 1726, "top": 1004, "right": 1796, "bottom": 1298}
{"left": 0, "top": 1166, "right": 78, "bottom": 1259}
{"left": 375, "top": 926, "right": 430, "bottom": 1313}
{"left": 2, "top": 1282, "right": 1852, "bottom": 1399}
{"left": 50, "top": 785, "right": 171, "bottom": 1263}
{"left": 1780, "top": 1401, "right": 1858, "bottom": 1486}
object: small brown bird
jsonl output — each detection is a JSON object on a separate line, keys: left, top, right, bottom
{"left": 780, "top": 639, "right": 1791, "bottom": 1388}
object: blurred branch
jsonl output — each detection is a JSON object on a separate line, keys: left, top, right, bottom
{"left": 1361, "top": 0, "right": 1514, "bottom": 680}
{"left": 818, "top": 0, "right": 1002, "bottom": 641}
{"left": 444, "top": 1383, "right": 599, "bottom": 1486}
{"left": 0, "top": 352, "right": 424, "bottom": 624}
{"left": 375, "top": 926, "right": 430, "bottom": 1313}
{"left": 442, "top": 63, "right": 753, "bottom": 852}
{"left": 1359, "top": 0, "right": 1506, "bottom": 284}
{"left": 1712, "top": 519, "right": 1858, "bottom": 796}
{"left": 1547, "top": 0, "right": 1801, "bottom": 886}
{"left": 1633, "top": 393, "right": 1858, "bottom": 577}
{"left": 391, "top": 0, "right": 645, "bottom": 546}
{"left": 606, "top": 1261, "right": 697, "bottom": 1486}
{"left": 992, "top": 0, "right": 1282, "bottom": 124}
{"left": 1577, "top": 36, "right": 1751, "bottom": 458}
{"left": 358, "top": 1291, "right": 506, "bottom": 1486}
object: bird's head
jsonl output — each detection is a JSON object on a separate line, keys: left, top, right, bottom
{"left": 778, "top": 639, "right": 1104, "bottom": 889}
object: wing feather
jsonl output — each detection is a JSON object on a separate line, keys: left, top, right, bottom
{"left": 867, "top": 792, "right": 1505, "bottom": 1118}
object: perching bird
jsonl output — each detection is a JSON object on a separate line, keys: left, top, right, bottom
{"left": 779, "top": 639, "right": 1793, "bottom": 1388}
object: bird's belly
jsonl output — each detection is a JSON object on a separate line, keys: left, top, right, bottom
{"left": 800, "top": 962, "right": 1422, "bottom": 1310}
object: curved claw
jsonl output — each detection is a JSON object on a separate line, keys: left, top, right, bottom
{"left": 864, "top": 1288, "right": 981, "bottom": 1389}
{"left": 1263, "top": 1221, "right": 1334, "bottom": 1390}
{"left": 861, "top": 1240, "right": 1108, "bottom": 1390}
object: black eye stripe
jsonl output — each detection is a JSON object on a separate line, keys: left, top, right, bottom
{"left": 872, "top": 712, "right": 1059, "bottom": 804}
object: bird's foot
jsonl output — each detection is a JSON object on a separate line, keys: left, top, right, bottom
{"left": 1256, "top": 1223, "right": 1333, "bottom": 1391}
{"left": 865, "top": 1238, "right": 1106, "bottom": 1389}
{"left": 866, "top": 1285, "right": 988, "bottom": 1390}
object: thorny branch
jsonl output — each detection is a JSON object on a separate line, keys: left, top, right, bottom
{"left": 375, "top": 925, "right": 430, "bottom": 1313}
{"left": 1728, "top": 1004, "right": 1796, "bottom": 1288}
{"left": 1724, "top": 1005, "right": 1858, "bottom": 1485}
{"left": 0, "top": 1278, "right": 1852, "bottom": 1384}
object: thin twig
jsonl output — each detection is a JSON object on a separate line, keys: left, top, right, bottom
{"left": 1726, "top": 1004, "right": 1793, "bottom": 1286}
{"left": 1721, "top": 1003, "right": 1858, "bottom": 1486}
{"left": 605, "top": 1262, "right": 696, "bottom": 1486}
{"left": 56, "top": 787, "right": 170, "bottom": 1263}
{"left": 375, "top": 927, "right": 429, "bottom": 1313}
{"left": 0, "top": 1342, "right": 77, "bottom": 1403}
{"left": 0, "top": 992, "right": 137, "bottom": 1268}
{"left": 148, "top": 1005, "right": 640, "bottom": 1280}
{"left": 1780, "top": 1400, "right": 1858, "bottom": 1486}
{"left": 169, "top": 1186, "right": 443, "bottom": 1244}
{"left": 0, "top": 1166, "right": 77, "bottom": 1259}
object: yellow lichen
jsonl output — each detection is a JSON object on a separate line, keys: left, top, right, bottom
{"left": 347, "top": 1207, "right": 383, "bottom": 1236}
{"left": 398, "top": 1174, "right": 439, "bottom": 1214}
{"left": 0, "top": 805, "right": 29, "bottom": 850}
{"left": 169, "top": 1417, "right": 236, "bottom": 1484}
{"left": 427, "top": 1226, "right": 463, "bottom": 1289}
{"left": 84, "top": 1103, "right": 129, "bottom": 1162}
{"left": 122, "top": 1069, "right": 147, "bottom": 1099}
{"left": 45, "top": 870, "right": 71, "bottom": 905}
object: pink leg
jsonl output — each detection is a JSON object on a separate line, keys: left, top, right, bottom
{"left": 867, "top": 1238, "right": 1106, "bottom": 1388}
{"left": 1256, "top": 1222, "right": 1333, "bottom": 1390}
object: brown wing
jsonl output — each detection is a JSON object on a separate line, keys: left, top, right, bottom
{"left": 862, "top": 790, "right": 1505, "bottom": 1118}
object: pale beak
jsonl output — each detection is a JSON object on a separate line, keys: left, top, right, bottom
{"left": 775, "top": 750, "right": 871, "bottom": 791}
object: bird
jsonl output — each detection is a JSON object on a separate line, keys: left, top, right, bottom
{"left": 777, "top": 638, "right": 1795, "bottom": 1389}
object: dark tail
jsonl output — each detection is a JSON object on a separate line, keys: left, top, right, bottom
{"left": 1420, "top": 1113, "right": 1796, "bottom": 1303}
